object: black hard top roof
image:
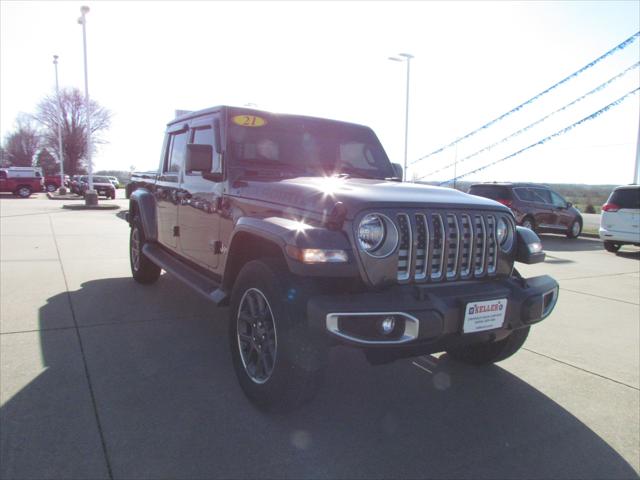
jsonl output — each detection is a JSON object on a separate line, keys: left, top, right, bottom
{"left": 168, "top": 105, "right": 370, "bottom": 130}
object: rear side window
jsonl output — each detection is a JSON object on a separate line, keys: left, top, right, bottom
{"left": 468, "top": 185, "right": 512, "bottom": 200}
{"left": 513, "top": 187, "right": 534, "bottom": 201}
{"left": 609, "top": 187, "right": 640, "bottom": 209}
{"left": 167, "top": 131, "right": 188, "bottom": 175}
{"left": 532, "top": 188, "right": 552, "bottom": 204}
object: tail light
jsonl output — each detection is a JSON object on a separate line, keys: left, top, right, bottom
{"left": 602, "top": 203, "right": 620, "bottom": 212}
{"left": 497, "top": 198, "right": 513, "bottom": 208}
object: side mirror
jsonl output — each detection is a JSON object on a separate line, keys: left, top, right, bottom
{"left": 515, "top": 226, "right": 545, "bottom": 264}
{"left": 186, "top": 144, "right": 213, "bottom": 173}
{"left": 391, "top": 163, "right": 403, "bottom": 181}
{"left": 566, "top": 201, "right": 572, "bottom": 209}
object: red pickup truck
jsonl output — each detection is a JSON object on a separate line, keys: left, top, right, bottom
{"left": 0, "top": 169, "right": 44, "bottom": 198}
{"left": 43, "top": 175, "right": 70, "bottom": 192}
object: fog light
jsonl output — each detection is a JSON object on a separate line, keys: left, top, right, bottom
{"left": 379, "top": 316, "right": 396, "bottom": 335}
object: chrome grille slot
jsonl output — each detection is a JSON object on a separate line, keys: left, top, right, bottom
{"left": 486, "top": 215, "right": 498, "bottom": 274}
{"left": 446, "top": 214, "right": 460, "bottom": 279}
{"left": 414, "top": 214, "right": 428, "bottom": 281}
{"left": 396, "top": 213, "right": 411, "bottom": 281}
{"left": 430, "top": 214, "right": 445, "bottom": 280}
{"left": 460, "top": 214, "right": 473, "bottom": 278}
{"left": 474, "top": 215, "right": 486, "bottom": 276}
{"left": 386, "top": 210, "right": 500, "bottom": 285}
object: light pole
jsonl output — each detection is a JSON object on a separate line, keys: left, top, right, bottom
{"left": 78, "top": 5, "right": 96, "bottom": 204}
{"left": 53, "top": 55, "right": 66, "bottom": 194}
{"left": 388, "top": 52, "right": 414, "bottom": 181}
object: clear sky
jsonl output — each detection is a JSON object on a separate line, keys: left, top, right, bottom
{"left": 1, "top": 0, "right": 639, "bottom": 185}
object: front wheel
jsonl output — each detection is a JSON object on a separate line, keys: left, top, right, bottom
{"left": 229, "top": 259, "right": 326, "bottom": 411}
{"left": 567, "top": 219, "right": 582, "bottom": 238}
{"left": 130, "top": 216, "right": 161, "bottom": 284}
{"left": 15, "top": 186, "right": 32, "bottom": 198}
{"left": 521, "top": 217, "right": 535, "bottom": 232}
{"left": 446, "top": 327, "right": 530, "bottom": 365}
{"left": 604, "top": 241, "right": 621, "bottom": 253}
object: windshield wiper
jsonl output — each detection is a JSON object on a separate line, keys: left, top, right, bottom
{"left": 333, "top": 168, "right": 379, "bottom": 180}
{"left": 236, "top": 160, "right": 310, "bottom": 179}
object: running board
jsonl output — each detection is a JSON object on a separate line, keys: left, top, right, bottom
{"left": 142, "top": 243, "right": 228, "bottom": 306}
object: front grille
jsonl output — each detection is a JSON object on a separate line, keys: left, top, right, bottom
{"left": 396, "top": 211, "right": 500, "bottom": 282}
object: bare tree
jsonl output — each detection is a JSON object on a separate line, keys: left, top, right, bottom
{"left": 34, "top": 87, "right": 112, "bottom": 175}
{"left": 3, "top": 114, "right": 41, "bottom": 167}
{"left": 35, "top": 148, "right": 59, "bottom": 176}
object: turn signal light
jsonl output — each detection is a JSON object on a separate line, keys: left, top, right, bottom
{"left": 285, "top": 245, "right": 348, "bottom": 263}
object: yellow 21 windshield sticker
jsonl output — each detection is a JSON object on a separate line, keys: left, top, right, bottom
{"left": 232, "top": 115, "right": 266, "bottom": 127}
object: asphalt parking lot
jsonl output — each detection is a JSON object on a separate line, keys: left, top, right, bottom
{"left": 1, "top": 192, "right": 639, "bottom": 480}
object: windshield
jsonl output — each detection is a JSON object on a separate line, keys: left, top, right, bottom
{"left": 227, "top": 112, "right": 395, "bottom": 179}
{"left": 92, "top": 176, "right": 110, "bottom": 183}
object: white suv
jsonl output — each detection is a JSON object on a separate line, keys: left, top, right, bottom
{"left": 600, "top": 185, "right": 640, "bottom": 253}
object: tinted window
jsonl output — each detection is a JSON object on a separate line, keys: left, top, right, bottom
{"left": 513, "top": 187, "right": 534, "bottom": 201}
{"left": 610, "top": 187, "right": 640, "bottom": 209}
{"left": 532, "top": 188, "right": 551, "bottom": 204}
{"left": 167, "top": 131, "right": 188, "bottom": 175}
{"left": 550, "top": 191, "right": 566, "bottom": 208}
{"left": 227, "top": 112, "right": 394, "bottom": 179}
{"left": 192, "top": 127, "right": 220, "bottom": 172}
{"left": 92, "top": 176, "right": 110, "bottom": 183}
{"left": 468, "top": 185, "right": 512, "bottom": 200}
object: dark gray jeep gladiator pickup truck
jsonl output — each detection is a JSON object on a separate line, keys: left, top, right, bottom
{"left": 127, "top": 106, "right": 558, "bottom": 410}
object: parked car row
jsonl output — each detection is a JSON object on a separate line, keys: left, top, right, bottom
{"left": 468, "top": 182, "right": 583, "bottom": 238}
{"left": 467, "top": 181, "right": 640, "bottom": 254}
{"left": 69, "top": 175, "right": 117, "bottom": 199}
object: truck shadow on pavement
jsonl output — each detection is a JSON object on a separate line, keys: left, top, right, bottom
{"left": 539, "top": 235, "right": 604, "bottom": 253}
{"left": 1, "top": 275, "right": 638, "bottom": 479}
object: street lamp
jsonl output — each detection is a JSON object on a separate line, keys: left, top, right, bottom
{"left": 52, "top": 55, "right": 66, "bottom": 194}
{"left": 78, "top": 5, "right": 97, "bottom": 205}
{"left": 388, "top": 53, "right": 414, "bottom": 181}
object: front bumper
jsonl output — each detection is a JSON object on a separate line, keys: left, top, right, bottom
{"left": 307, "top": 275, "right": 558, "bottom": 353}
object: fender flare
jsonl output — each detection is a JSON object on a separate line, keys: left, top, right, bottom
{"left": 223, "top": 217, "right": 356, "bottom": 289}
{"left": 129, "top": 189, "right": 158, "bottom": 242}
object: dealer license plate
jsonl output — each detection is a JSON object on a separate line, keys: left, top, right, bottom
{"left": 463, "top": 299, "right": 508, "bottom": 333}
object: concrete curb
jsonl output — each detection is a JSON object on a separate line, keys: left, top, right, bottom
{"left": 47, "top": 192, "right": 84, "bottom": 201}
{"left": 62, "top": 203, "right": 120, "bottom": 211}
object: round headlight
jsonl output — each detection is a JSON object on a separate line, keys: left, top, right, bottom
{"left": 358, "top": 214, "right": 385, "bottom": 252}
{"left": 497, "top": 218, "right": 508, "bottom": 245}
{"left": 357, "top": 213, "right": 399, "bottom": 258}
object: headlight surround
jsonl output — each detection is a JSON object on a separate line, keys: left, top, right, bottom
{"left": 357, "top": 213, "right": 398, "bottom": 258}
{"left": 497, "top": 216, "right": 514, "bottom": 252}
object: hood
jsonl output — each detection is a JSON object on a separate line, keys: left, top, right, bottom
{"left": 229, "top": 176, "right": 509, "bottom": 218}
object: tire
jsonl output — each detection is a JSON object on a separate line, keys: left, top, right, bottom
{"left": 567, "top": 219, "right": 582, "bottom": 239}
{"left": 46, "top": 183, "right": 57, "bottom": 193}
{"left": 604, "top": 241, "right": 621, "bottom": 253}
{"left": 229, "top": 259, "right": 326, "bottom": 412}
{"left": 129, "top": 215, "right": 161, "bottom": 284}
{"left": 15, "top": 186, "right": 32, "bottom": 198}
{"left": 446, "top": 326, "right": 530, "bottom": 366}
{"left": 521, "top": 216, "right": 535, "bottom": 232}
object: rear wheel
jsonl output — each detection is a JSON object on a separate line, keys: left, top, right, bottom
{"left": 446, "top": 327, "right": 530, "bottom": 365}
{"left": 567, "top": 219, "right": 582, "bottom": 238}
{"left": 15, "top": 186, "right": 32, "bottom": 198}
{"left": 229, "top": 259, "right": 326, "bottom": 411}
{"left": 130, "top": 215, "right": 161, "bottom": 284}
{"left": 521, "top": 216, "right": 535, "bottom": 232}
{"left": 46, "top": 183, "right": 57, "bottom": 193}
{"left": 604, "top": 241, "right": 621, "bottom": 253}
